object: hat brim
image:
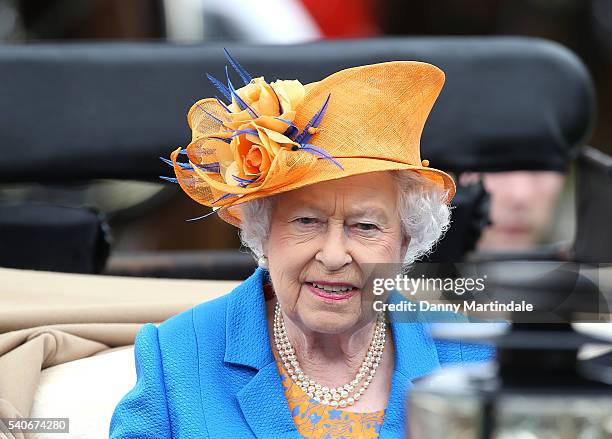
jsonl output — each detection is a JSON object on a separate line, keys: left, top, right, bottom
{"left": 217, "top": 157, "right": 456, "bottom": 228}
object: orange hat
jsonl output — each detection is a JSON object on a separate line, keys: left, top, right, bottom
{"left": 165, "top": 50, "right": 455, "bottom": 227}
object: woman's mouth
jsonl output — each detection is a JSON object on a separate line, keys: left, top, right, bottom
{"left": 305, "top": 281, "right": 359, "bottom": 301}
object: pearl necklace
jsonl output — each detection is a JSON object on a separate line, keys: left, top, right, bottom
{"left": 273, "top": 302, "right": 386, "bottom": 408}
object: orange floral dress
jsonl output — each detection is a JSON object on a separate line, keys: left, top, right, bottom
{"left": 275, "top": 359, "right": 385, "bottom": 438}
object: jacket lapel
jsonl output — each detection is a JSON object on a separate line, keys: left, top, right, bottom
{"left": 224, "top": 268, "right": 273, "bottom": 369}
{"left": 237, "top": 362, "right": 302, "bottom": 438}
{"left": 224, "top": 268, "right": 301, "bottom": 438}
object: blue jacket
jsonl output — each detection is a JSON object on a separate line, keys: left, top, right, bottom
{"left": 109, "top": 268, "right": 494, "bottom": 438}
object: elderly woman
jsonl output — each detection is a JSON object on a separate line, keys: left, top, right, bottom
{"left": 110, "top": 54, "right": 494, "bottom": 438}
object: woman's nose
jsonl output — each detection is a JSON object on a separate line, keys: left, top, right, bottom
{"left": 315, "top": 224, "right": 352, "bottom": 271}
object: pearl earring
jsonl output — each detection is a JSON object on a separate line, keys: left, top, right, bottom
{"left": 258, "top": 255, "right": 269, "bottom": 269}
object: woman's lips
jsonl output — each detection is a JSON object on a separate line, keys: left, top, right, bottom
{"left": 305, "top": 281, "right": 359, "bottom": 301}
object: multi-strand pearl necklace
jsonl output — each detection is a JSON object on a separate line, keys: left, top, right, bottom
{"left": 273, "top": 302, "right": 386, "bottom": 408}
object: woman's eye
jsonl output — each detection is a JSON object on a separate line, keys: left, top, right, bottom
{"left": 354, "top": 223, "right": 379, "bottom": 231}
{"left": 295, "top": 217, "right": 319, "bottom": 225}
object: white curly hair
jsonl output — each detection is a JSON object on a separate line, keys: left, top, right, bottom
{"left": 239, "top": 170, "right": 451, "bottom": 270}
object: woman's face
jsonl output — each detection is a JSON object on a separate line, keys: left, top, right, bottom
{"left": 264, "top": 171, "right": 408, "bottom": 336}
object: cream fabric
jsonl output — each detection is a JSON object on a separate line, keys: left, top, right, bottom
{"left": 1, "top": 267, "right": 238, "bottom": 332}
{"left": 0, "top": 267, "right": 238, "bottom": 439}
{"left": 30, "top": 347, "right": 135, "bottom": 439}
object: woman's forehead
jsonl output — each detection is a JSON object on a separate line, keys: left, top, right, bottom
{"left": 276, "top": 174, "right": 397, "bottom": 216}
{"left": 287, "top": 172, "right": 395, "bottom": 197}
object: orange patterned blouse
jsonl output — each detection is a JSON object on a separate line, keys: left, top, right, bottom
{"left": 275, "top": 359, "right": 385, "bottom": 438}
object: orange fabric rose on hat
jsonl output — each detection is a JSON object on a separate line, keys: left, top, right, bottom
{"left": 224, "top": 120, "right": 300, "bottom": 187}
{"left": 224, "top": 77, "right": 305, "bottom": 130}
{"left": 221, "top": 76, "right": 307, "bottom": 187}
{"left": 167, "top": 49, "right": 341, "bottom": 214}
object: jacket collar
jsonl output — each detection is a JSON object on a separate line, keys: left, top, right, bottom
{"left": 224, "top": 268, "right": 441, "bottom": 437}
{"left": 224, "top": 267, "right": 274, "bottom": 369}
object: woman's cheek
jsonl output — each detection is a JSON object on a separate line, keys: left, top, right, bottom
{"left": 278, "top": 224, "right": 321, "bottom": 246}
{"left": 273, "top": 268, "right": 302, "bottom": 312}
{"left": 353, "top": 232, "right": 402, "bottom": 261}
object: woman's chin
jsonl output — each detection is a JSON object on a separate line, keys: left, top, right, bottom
{"left": 298, "top": 303, "right": 364, "bottom": 335}
{"left": 301, "top": 317, "right": 358, "bottom": 335}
